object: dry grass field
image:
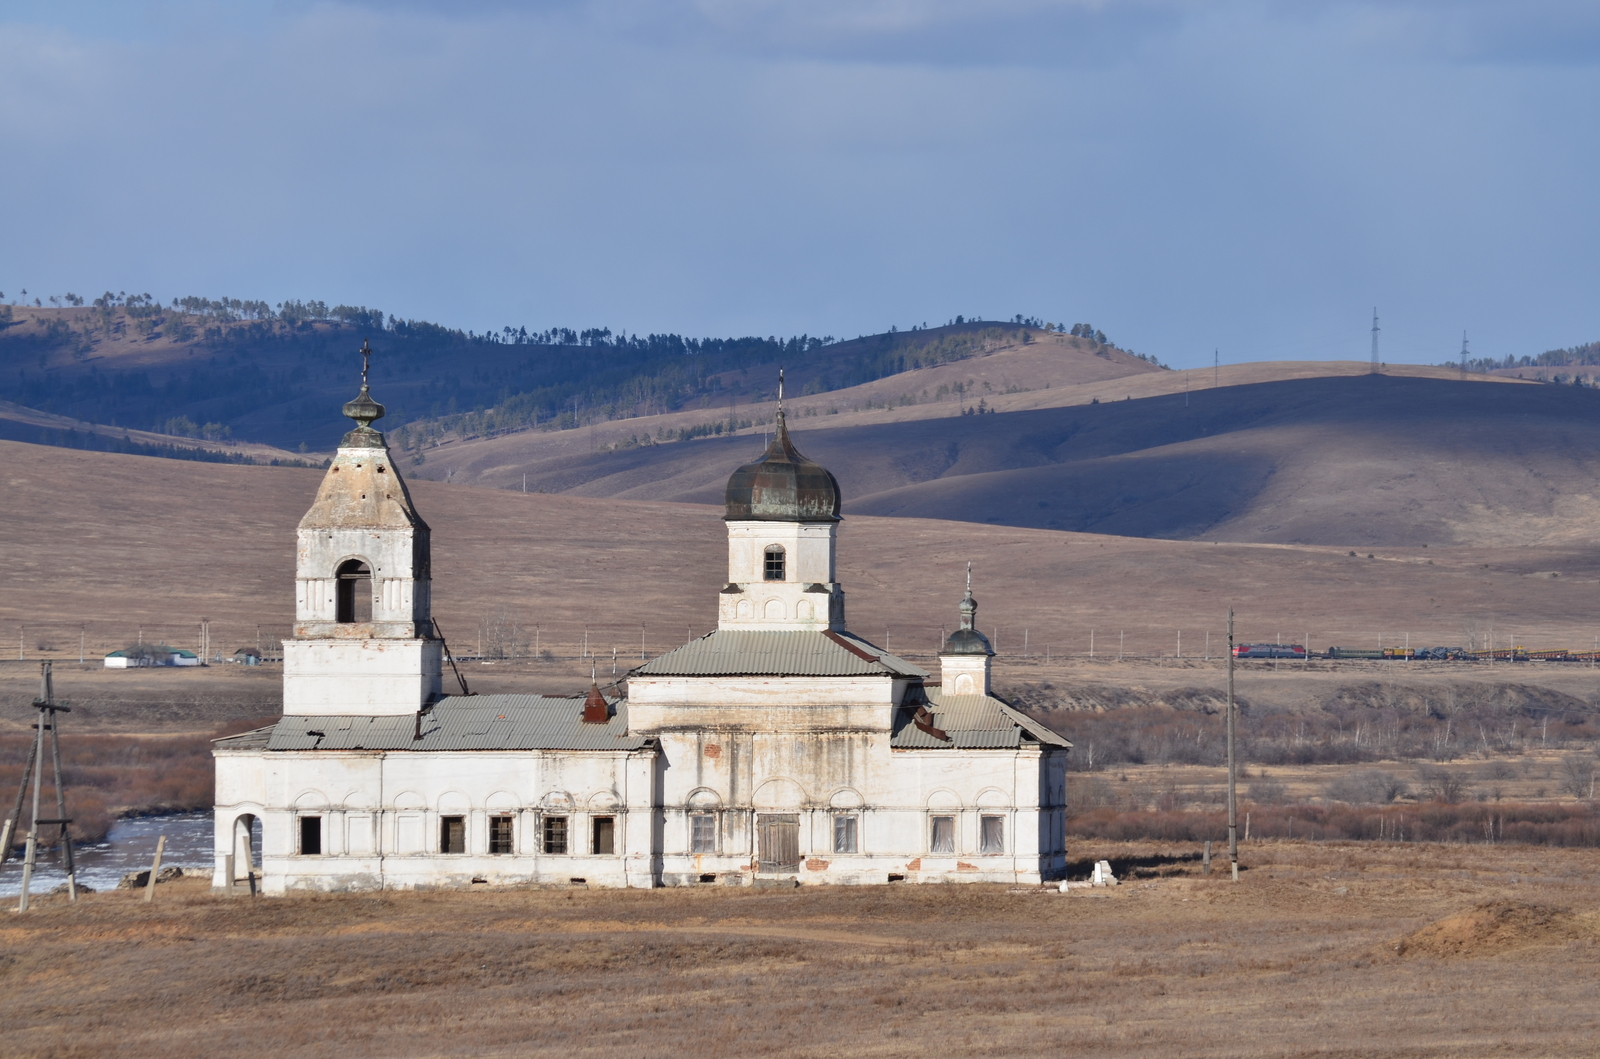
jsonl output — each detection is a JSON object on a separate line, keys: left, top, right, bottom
{"left": 1, "top": 842, "right": 1597, "bottom": 1058}
{"left": 9, "top": 437, "right": 1600, "bottom": 673}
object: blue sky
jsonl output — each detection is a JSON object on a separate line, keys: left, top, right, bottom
{"left": 2, "top": 1, "right": 1599, "bottom": 367}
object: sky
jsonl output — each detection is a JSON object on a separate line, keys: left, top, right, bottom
{"left": 3, "top": 1, "right": 1600, "bottom": 368}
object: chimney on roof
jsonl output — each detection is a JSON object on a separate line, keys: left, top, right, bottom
{"left": 582, "top": 681, "right": 609, "bottom": 724}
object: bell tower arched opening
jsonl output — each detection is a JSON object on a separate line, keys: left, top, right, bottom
{"left": 335, "top": 559, "right": 373, "bottom": 623}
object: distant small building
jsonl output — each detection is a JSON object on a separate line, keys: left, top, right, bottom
{"left": 108, "top": 647, "right": 201, "bottom": 667}
{"left": 233, "top": 648, "right": 263, "bottom": 666}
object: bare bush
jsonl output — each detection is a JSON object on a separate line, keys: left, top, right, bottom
{"left": 1558, "top": 754, "right": 1597, "bottom": 800}
{"left": 1416, "top": 765, "right": 1471, "bottom": 804}
{"left": 1248, "top": 777, "right": 1289, "bottom": 805}
{"left": 1486, "top": 759, "right": 1520, "bottom": 781}
{"left": 1326, "top": 769, "right": 1408, "bottom": 805}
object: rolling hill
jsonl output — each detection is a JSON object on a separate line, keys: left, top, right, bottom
{"left": 0, "top": 302, "right": 1145, "bottom": 452}
{"left": 405, "top": 369, "right": 1576, "bottom": 547}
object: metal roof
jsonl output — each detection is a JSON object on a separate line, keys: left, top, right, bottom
{"left": 240, "top": 694, "right": 650, "bottom": 752}
{"left": 633, "top": 629, "right": 928, "bottom": 679}
{"left": 213, "top": 725, "right": 275, "bottom": 750}
{"left": 723, "top": 410, "right": 841, "bottom": 522}
{"left": 891, "top": 692, "right": 1072, "bottom": 750}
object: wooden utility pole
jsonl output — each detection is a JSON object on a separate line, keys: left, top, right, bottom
{"left": 13, "top": 662, "right": 77, "bottom": 910}
{"left": 1226, "top": 608, "right": 1239, "bottom": 881}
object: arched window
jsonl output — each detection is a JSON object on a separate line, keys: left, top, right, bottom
{"left": 763, "top": 545, "right": 785, "bottom": 582}
{"left": 335, "top": 559, "right": 372, "bottom": 623}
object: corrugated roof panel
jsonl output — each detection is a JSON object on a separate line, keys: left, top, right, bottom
{"left": 890, "top": 692, "right": 1072, "bottom": 750}
{"left": 263, "top": 694, "right": 650, "bottom": 752}
{"left": 634, "top": 629, "right": 927, "bottom": 678}
{"left": 213, "top": 725, "right": 276, "bottom": 750}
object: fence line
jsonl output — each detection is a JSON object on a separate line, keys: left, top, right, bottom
{"left": 5, "top": 620, "right": 1599, "bottom": 668}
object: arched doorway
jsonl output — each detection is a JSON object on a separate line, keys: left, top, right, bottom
{"left": 232, "top": 813, "right": 263, "bottom": 883}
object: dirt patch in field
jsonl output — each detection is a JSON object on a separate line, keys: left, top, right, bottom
{"left": 1392, "top": 900, "right": 1599, "bottom": 959}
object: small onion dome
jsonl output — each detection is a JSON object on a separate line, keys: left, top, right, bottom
{"left": 942, "top": 573, "right": 993, "bottom": 655}
{"left": 942, "top": 626, "right": 994, "bottom": 656}
{"left": 724, "top": 410, "right": 841, "bottom": 522}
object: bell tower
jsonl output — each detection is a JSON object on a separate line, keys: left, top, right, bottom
{"left": 718, "top": 374, "right": 845, "bottom": 631}
{"left": 938, "top": 564, "right": 993, "bottom": 696}
{"left": 282, "top": 341, "right": 442, "bottom": 715}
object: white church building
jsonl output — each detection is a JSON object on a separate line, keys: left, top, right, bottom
{"left": 213, "top": 358, "right": 1071, "bottom": 890}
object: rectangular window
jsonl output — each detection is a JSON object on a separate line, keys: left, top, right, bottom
{"left": 543, "top": 815, "right": 568, "bottom": 855}
{"left": 980, "top": 815, "right": 1005, "bottom": 854}
{"left": 833, "top": 814, "right": 859, "bottom": 854}
{"left": 592, "top": 816, "right": 616, "bottom": 855}
{"left": 440, "top": 815, "right": 465, "bottom": 854}
{"left": 489, "top": 815, "right": 514, "bottom": 855}
{"left": 689, "top": 812, "right": 716, "bottom": 854}
{"left": 299, "top": 815, "right": 322, "bottom": 855}
{"left": 764, "top": 548, "right": 785, "bottom": 581}
{"left": 930, "top": 815, "right": 955, "bottom": 854}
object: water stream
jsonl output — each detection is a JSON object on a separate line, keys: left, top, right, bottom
{"left": 0, "top": 812, "right": 233, "bottom": 896}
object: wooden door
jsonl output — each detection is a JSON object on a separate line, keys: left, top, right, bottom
{"left": 757, "top": 814, "right": 800, "bottom": 872}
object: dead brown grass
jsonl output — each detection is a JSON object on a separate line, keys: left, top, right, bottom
{"left": 0, "top": 842, "right": 1596, "bottom": 1057}
{"left": 1393, "top": 899, "right": 1600, "bottom": 959}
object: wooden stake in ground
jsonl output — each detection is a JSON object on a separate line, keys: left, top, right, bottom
{"left": 144, "top": 836, "right": 166, "bottom": 904}
{"left": 1227, "top": 608, "right": 1239, "bottom": 882}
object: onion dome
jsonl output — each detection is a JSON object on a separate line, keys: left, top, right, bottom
{"left": 341, "top": 339, "right": 387, "bottom": 449}
{"left": 942, "top": 565, "right": 994, "bottom": 656}
{"left": 724, "top": 409, "right": 841, "bottom": 522}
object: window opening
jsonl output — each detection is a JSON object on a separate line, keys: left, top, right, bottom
{"left": 980, "top": 815, "right": 1005, "bottom": 854}
{"left": 299, "top": 815, "right": 322, "bottom": 855}
{"left": 440, "top": 815, "right": 466, "bottom": 854}
{"left": 592, "top": 816, "right": 616, "bottom": 855}
{"left": 689, "top": 812, "right": 716, "bottom": 854}
{"left": 833, "top": 813, "right": 859, "bottom": 854}
{"left": 489, "top": 815, "right": 514, "bottom": 855}
{"left": 763, "top": 545, "right": 785, "bottom": 582}
{"left": 543, "top": 815, "right": 568, "bottom": 854}
{"left": 930, "top": 815, "right": 955, "bottom": 854}
{"left": 335, "top": 559, "right": 372, "bottom": 623}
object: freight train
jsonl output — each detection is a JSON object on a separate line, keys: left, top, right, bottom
{"left": 1321, "top": 646, "right": 1598, "bottom": 662}
{"left": 1232, "top": 643, "right": 1307, "bottom": 659}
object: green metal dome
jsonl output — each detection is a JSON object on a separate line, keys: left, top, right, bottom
{"left": 724, "top": 411, "right": 841, "bottom": 522}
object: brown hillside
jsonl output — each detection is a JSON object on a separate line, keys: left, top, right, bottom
{"left": 6, "top": 437, "right": 1600, "bottom": 679}
{"left": 409, "top": 372, "right": 1582, "bottom": 547}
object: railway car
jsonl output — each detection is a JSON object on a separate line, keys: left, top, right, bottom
{"left": 1232, "top": 643, "right": 1306, "bottom": 659}
{"left": 1524, "top": 649, "right": 1572, "bottom": 662}
{"left": 1326, "top": 647, "right": 1385, "bottom": 660}
{"left": 1464, "top": 647, "right": 1530, "bottom": 662}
